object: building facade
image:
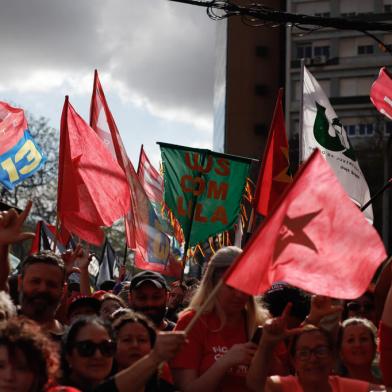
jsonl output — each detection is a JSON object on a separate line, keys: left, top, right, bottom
{"left": 213, "top": 0, "right": 392, "bottom": 250}
{"left": 286, "top": 0, "right": 392, "bottom": 249}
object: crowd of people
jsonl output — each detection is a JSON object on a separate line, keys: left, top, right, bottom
{"left": 0, "top": 202, "right": 391, "bottom": 392}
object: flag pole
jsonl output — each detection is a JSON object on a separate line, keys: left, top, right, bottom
{"left": 184, "top": 279, "right": 223, "bottom": 334}
{"left": 184, "top": 250, "right": 243, "bottom": 333}
{"left": 179, "top": 149, "right": 209, "bottom": 283}
{"left": 298, "top": 59, "right": 305, "bottom": 165}
{"left": 52, "top": 213, "right": 60, "bottom": 252}
{"left": 123, "top": 242, "right": 128, "bottom": 265}
{"left": 360, "top": 178, "right": 392, "bottom": 212}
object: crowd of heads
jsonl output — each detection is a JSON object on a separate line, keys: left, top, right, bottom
{"left": 0, "top": 238, "right": 390, "bottom": 391}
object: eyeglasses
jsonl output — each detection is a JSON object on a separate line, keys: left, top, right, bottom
{"left": 346, "top": 302, "right": 374, "bottom": 313}
{"left": 73, "top": 340, "right": 116, "bottom": 358}
{"left": 296, "top": 345, "right": 330, "bottom": 361}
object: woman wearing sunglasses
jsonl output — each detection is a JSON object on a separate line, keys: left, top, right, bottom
{"left": 60, "top": 316, "right": 116, "bottom": 391}
{"left": 246, "top": 304, "right": 388, "bottom": 392}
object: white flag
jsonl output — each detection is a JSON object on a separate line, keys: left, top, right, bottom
{"left": 301, "top": 65, "right": 373, "bottom": 222}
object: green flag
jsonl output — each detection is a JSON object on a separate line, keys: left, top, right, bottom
{"left": 158, "top": 142, "right": 251, "bottom": 247}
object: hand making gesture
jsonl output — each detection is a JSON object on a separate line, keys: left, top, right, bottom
{"left": 262, "top": 303, "right": 309, "bottom": 346}
{"left": 305, "top": 295, "right": 343, "bottom": 326}
{"left": 0, "top": 201, "right": 35, "bottom": 244}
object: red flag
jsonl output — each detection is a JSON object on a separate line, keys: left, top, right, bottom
{"left": 255, "top": 88, "right": 292, "bottom": 216}
{"left": 90, "top": 71, "right": 179, "bottom": 277}
{"left": 137, "top": 145, "right": 164, "bottom": 203}
{"left": 90, "top": 70, "right": 136, "bottom": 248}
{"left": 370, "top": 67, "right": 392, "bottom": 119}
{"left": 225, "top": 150, "right": 386, "bottom": 299}
{"left": 57, "top": 97, "right": 130, "bottom": 245}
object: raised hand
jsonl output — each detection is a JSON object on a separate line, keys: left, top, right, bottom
{"left": 0, "top": 201, "right": 35, "bottom": 245}
{"left": 74, "top": 244, "right": 92, "bottom": 271}
{"left": 61, "top": 243, "right": 90, "bottom": 276}
{"left": 306, "top": 295, "right": 343, "bottom": 326}
{"left": 151, "top": 331, "right": 187, "bottom": 364}
{"left": 262, "top": 303, "right": 307, "bottom": 346}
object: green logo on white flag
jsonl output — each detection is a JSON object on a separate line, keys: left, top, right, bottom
{"left": 313, "top": 102, "right": 357, "bottom": 161}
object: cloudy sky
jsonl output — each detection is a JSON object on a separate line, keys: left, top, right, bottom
{"left": 0, "top": 0, "right": 216, "bottom": 167}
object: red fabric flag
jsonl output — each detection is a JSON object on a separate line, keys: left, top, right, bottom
{"left": 90, "top": 70, "right": 136, "bottom": 248}
{"left": 0, "top": 101, "right": 26, "bottom": 154}
{"left": 57, "top": 97, "right": 130, "bottom": 245}
{"left": 225, "top": 150, "right": 386, "bottom": 299}
{"left": 90, "top": 71, "right": 179, "bottom": 277}
{"left": 137, "top": 145, "right": 164, "bottom": 203}
{"left": 370, "top": 67, "right": 392, "bottom": 119}
{"left": 255, "top": 88, "right": 292, "bottom": 216}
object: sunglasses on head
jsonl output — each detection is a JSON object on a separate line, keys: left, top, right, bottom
{"left": 73, "top": 339, "right": 116, "bottom": 358}
{"left": 346, "top": 302, "right": 374, "bottom": 313}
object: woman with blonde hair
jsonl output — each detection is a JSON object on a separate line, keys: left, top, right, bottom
{"left": 171, "top": 246, "right": 270, "bottom": 392}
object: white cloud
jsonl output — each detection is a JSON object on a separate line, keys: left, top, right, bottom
{"left": 0, "top": 0, "right": 216, "bottom": 133}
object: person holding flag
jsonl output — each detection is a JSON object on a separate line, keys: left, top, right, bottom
{"left": 171, "top": 246, "right": 273, "bottom": 392}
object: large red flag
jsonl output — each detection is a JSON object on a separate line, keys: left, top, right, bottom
{"left": 255, "top": 88, "right": 292, "bottom": 216}
{"left": 90, "top": 71, "right": 180, "bottom": 277}
{"left": 370, "top": 67, "right": 392, "bottom": 119}
{"left": 90, "top": 70, "right": 136, "bottom": 248}
{"left": 225, "top": 150, "right": 386, "bottom": 299}
{"left": 57, "top": 97, "right": 130, "bottom": 245}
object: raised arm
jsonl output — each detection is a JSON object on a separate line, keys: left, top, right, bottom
{"left": 247, "top": 304, "right": 304, "bottom": 392}
{"left": 95, "top": 331, "right": 186, "bottom": 392}
{"left": 0, "top": 201, "right": 34, "bottom": 291}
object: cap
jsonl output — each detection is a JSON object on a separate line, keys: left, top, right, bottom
{"left": 67, "top": 296, "right": 101, "bottom": 317}
{"left": 130, "top": 270, "right": 169, "bottom": 291}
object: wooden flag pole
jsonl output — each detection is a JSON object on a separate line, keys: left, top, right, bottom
{"left": 298, "top": 59, "right": 305, "bottom": 165}
{"left": 184, "top": 279, "right": 223, "bottom": 334}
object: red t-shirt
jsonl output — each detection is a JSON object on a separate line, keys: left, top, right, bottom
{"left": 171, "top": 310, "right": 253, "bottom": 392}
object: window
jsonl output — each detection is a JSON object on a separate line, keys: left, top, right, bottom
{"left": 346, "top": 124, "right": 375, "bottom": 137}
{"left": 366, "top": 124, "right": 375, "bottom": 136}
{"left": 358, "top": 45, "right": 374, "bottom": 55}
{"left": 296, "top": 43, "right": 330, "bottom": 60}
{"left": 385, "top": 5, "right": 392, "bottom": 13}
{"left": 347, "top": 125, "right": 356, "bottom": 136}
{"left": 314, "top": 46, "right": 330, "bottom": 57}
{"left": 297, "top": 44, "right": 312, "bottom": 59}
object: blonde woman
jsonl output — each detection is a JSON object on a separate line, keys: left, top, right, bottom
{"left": 171, "top": 246, "right": 271, "bottom": 392}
